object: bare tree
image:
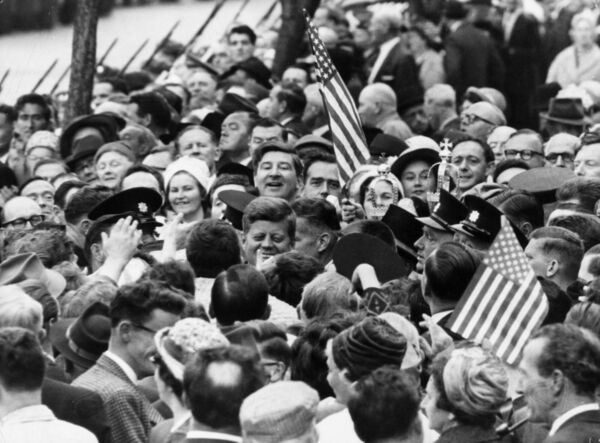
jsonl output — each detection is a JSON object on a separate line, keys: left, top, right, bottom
{"left": 271, "top": 0, "right": 321, "bottom": 79}
{"left": 65, "top": 0, "right": 100, "bottom": 123}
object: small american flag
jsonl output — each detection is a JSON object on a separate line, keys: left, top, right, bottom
{"left": 304, "top": 10, "right": 370, "bottom": 183}
{"left": 447, "top": 218, "right": 549, "bottom": 364}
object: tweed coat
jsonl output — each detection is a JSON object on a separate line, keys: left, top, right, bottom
{"left": 73, "top": 353, "right": 163, "bottom": 443}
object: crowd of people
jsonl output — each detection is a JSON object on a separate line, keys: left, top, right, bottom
{"left": 2, "top": 0, "right": 600, "bottom": 442}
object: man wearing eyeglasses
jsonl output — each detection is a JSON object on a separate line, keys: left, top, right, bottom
{"left": 503, "top": 129, "right": 545, "bottom": 168}
{"left": 1, "top": 196, "right": 44, "bottom": 230}
{"left": 460, "top": 102, "right": 506, "bottom": 140}
{"left": 544, "top": 133, "right": 580, "bottom": 170}
{"left": 73, "top": 280, "right": 186, "bottom": 443}
{"left": 20, "top": 177, "right": 56, "bottom": 221}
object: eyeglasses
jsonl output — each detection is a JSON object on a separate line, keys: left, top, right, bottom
{"left": 504, "top": 149, "right": 544, "bottom": 161}
{"left": 461, "top": 113, "right": 495, "bottom": 126}
{"left": 131, "top": 322, "right": 160, "bottom": 335}
{"left": 1, "top": 214, "right": 45, "bottom": 228}
{"left": 545, "top": 152, "right": 575, "bottom": 163}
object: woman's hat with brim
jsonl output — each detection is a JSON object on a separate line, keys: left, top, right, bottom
{"left": 0, "top": 253, "right": 66, "bottom": 298}
{"left": 391, "top": 145, "right": 440, "bottom": 181}
{"left": 60, "top": 113, "right": 125, "bottom": 159}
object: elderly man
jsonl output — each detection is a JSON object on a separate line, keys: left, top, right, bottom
{"left": 574, "top": 140, "right": 600, "bottom": 178}
{"left": 424, "top": 84, "right": 459, "bottom": 140}
{"left": 358, "top": 83, "right": 412, "bottom": 140}
{"left": 366, "top": 8, "right": 422, "bottom": 111}
{"left": 303, "top": 83, "right": 329, "bottom": 137}
{"left": 460, "top": 101, "right": 506, "bottom": 140}
{"left": 1, "top": 196, "right": 44, "bottom": 230}
{"left": 544, "top": 133, "right": 580, "bottom": 169}
{"left": 20, "top": 177, "right": 56, "bottom": 221}
{"left": 503, "top": 129, "right": 545, "bottom": 168}
{"left": 487, "top": 126, "right": 516, "bottom": 162}
{"left": 519, "top": 324, "right": 600, "bottom": 442}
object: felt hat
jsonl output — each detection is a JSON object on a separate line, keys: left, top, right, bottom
{"left": 65, "top": 134, "right": 104, "bottom": 169}
{"left": 540, "top": 97, "right": 591, "bottom": 126}
{"left": 381, "top": 205, "right": 422, "bottom": 261}
{"left": 218, "top": 92, "right": 259, "bottom": 116}
{"left": 219, "top": 190, "right": 257, "bottom": 230}
{"left": 0, "top": 253, "right": 66, "bottom": 298}
{"left": 49, "top": 302, "right": 110, "bottom": 369}
{"left": 508, "top": 167, "right": 575, "bottom": 205}
{"left": 369, "top": 134, "right": 408, "bottom": 158}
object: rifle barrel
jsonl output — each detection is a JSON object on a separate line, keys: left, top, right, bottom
{"left": 184, "top": 0, "right": 227, "bottom": 50}
{"left": 49, "top": 65, "right": 71, "bottom": 95}
{"left": 256, "top": 0, "right": 278, "bottom": 29}
{"left": 142, "top": 20, "right": 180, "bottom": 69}
{"left": 0, "top": 69, "right": 10, "bottom": 88}
{"left": 97, "top": 37, "right": 119, "bottom": 67}
{"left": 31, "top": 58, "right": 58, "bottom": 93}
{"left": 119, "top": 39, "right": 150, "bottom": 75}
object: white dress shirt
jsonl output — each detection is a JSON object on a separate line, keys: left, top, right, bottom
{"left": 368, "top": 37, "right": 401, "bottom": 84}
{"left": 548, "top": 403, "right": 599, "bottom": 437}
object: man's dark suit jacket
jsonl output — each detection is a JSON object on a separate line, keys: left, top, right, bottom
{"left": 444, "top": 22, "right": 506, "bottom": 99}
{"left": 42, "top": 377, "right": 112, "bottom": 443}
{"left": 369, "top": 42, "right": 423, "bottom": 111}
{"left": 545, "top": 409, "right": 600, "bottom": 443}
{"left": 283, "top": 116, "right": 310, "bottom": 138}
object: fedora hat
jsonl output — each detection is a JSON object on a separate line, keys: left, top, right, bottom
{"left": 0, "top": 253, "right": 66, "bottom": 298}
{"left": 381, "top": 205, "right": 422, "bottom": 262}
{"left": 50, "top": 302, "right": 111, "bottom": 369}
{"left": 540, "top": 97, "right": 591, "bottom": 126}
{"left": 369, "top": 134, "right": 408, "bottom": 158}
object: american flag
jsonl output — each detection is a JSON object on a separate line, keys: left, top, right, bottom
{"left": 304, "top": 11, "right": 370, "bottom": 183}
{"left": 447, "top": 218, "right": 548, "bottom": 364}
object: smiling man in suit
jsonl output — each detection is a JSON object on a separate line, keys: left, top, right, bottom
{"left": 366, "top": 8, "right": 422, "bottom": 114}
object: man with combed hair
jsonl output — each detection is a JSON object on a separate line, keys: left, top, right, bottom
{"left": 366, "top": 8, "right": 422, "bottom": 111}
{"left": 550, "top": 177, "right": 600, "bottom": 221}
{"left": 0, "top": 327, "right": 97, "bottom": 443}
{"left": 242, "top": 196, "right": 296, "bottom": 267}
{"left": 348, "top": 366, "right": 423, "bottom": 443}
{"left": 292, "top": 197, "right": 340, "bottom": 265}
{"left": 525, "top": 227, "right": 584, "bottom": 292}
{"left": 519, "top": 324, "right": 600, "bottom": 442}
{"left": 73, "top": 281, "right": 187, "bottom": 443}
{"left": 424, "top": 84, "right": 459, "bottom": 140}
{"left": 183, "top": 346, "right": 266, "bottom": 441}
{"left": 358, "top": 83, "right": 412, "bottom": 140}
{"left": 300, "top": 272, "right": 356, "bottom": 320}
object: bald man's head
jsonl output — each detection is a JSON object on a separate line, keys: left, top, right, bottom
{"left": 358, "top": 83, "right": 397, "bottom": 127}
{"left": 2, "top": 196, "right": 43, "bottom": 230}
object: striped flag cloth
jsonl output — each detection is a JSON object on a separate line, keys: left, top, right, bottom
{"left": 304, "top": 11, "right": 370, "bottom": 183}
{"left": 446, "top": 218, "right": 548, "bottom": 364}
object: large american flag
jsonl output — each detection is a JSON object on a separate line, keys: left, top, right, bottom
{"left": 304, "top": 11, "right": 370, "bottom": 183}
{"left": 447, "top": 219, "right": 549, "bottom": 364}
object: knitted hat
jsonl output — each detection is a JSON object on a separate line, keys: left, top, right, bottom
{"left": 240, "top": 381, "right": 319, "bottom": 443}
{"left": 331, "top": 317, "right": 406, "bottom": 381}
{"left": 93, "top": 141, "right": 135, "bottom": 164}
{"left": 25, "top": 130, "right": 59, "bottom": 154}
{"left": 163, "top": 156, "right": 211, "bottom": 193}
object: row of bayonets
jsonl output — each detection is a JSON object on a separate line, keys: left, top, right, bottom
{"left": 4, "top": 0, "right": 279, "bottom": 96}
